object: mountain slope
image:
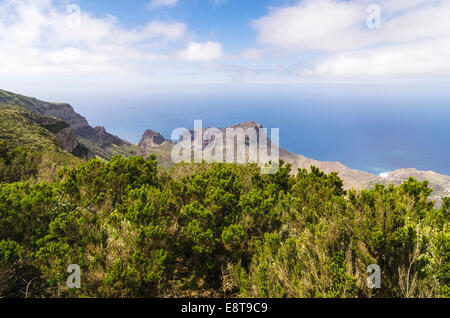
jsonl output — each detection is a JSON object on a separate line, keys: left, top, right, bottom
{"left": 0, "top": 105, "right": 87, "bottom": 183}
{"left": 0, "top": 102, "right": 91, "bottom": 158}
{"left": 150, "top": 120, "right": 449, "bottom": 203}
{"left": 138, "top": 129, "right": 174, "bottom": 165}
{"left": 379, "top": 168, "right": 450, "bottom": 202}
{"left": 0, "top": 89, "right": 144, "bottom": 160}
{"left": 175, "top": 120, "right": 381, "bottom": 188}
{"left": 1, "top": 89, "right": 448, "bottom": 203}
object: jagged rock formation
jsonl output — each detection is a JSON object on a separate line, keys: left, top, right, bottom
{"left": 137, "top": 129, "right": 173, "bottom": 165}
{"left": 139, "top": 129, "right": 168, "bottom": 149}
{"left": 180, "top": 121, "right": 380, "bottom": 188}
{"left": 26, "top": 113, "right": 79, "bottom": 153}
{"left": 34, "top": 115, "right": 93, "bottom": 159}
{"left": 179, "top": 121, "right": 264, "bottom": 150}
{"left": 172, "top": 121, "right": 450, "bottom": 203}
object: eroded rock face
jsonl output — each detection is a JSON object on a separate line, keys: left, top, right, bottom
{"left": 95, "top": 126, "right": 107, "bottom": 135}
{"left": 53, "top": 126, "right": 78, "bottom": 153}
{"left": 38, "top": 103, "right": 91, "bottom": 132}
{"left": 139, "top": 129, "right": 167, "bottom": 149}
{"left": 179, "top": 121, "right": 264, "bottom": 146}
{"left": 228, "top": 121, "right": 263, "bottom": 131}
{"left": 26, "top": 112, "right": 93, "bottom": 158}
{"left": 0, "top": 89, "right": 141, "bottom": 159}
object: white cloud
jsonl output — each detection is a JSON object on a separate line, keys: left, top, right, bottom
{"left": 252, "top": 0, "right": 365, "bottom": 51}
{"left": 148, "top": 0, "right": 178, "bottom": 9}
{"left": 305, "top": 38, "right": 450, "bottom": 78}
{"left": 252, "top": 0, "right": 450, "bottom": 79}
{"left": 240, "top": 48, "right": 261, "bottom": 60}
{"left": 253, "top": 0, "right": 450, "bottom": 51}
{"left": 139, "top": 21, "right": 186, "bottom": 41}
{"left": 2, "top": 0, "right": 449, "bottom": 85}
{"left": 378, "top": 0, "right": 429, "bottom": 13}
{"left": 178, "top": 41, "right": 223, "bottom": 61}
{"left": 0, "top": 0, "right": 185, "bottom": 76}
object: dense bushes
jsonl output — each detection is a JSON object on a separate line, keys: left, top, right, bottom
{"left": 0, "top": 140, "right": 83, "bottom": 184}
{"left": 0, "top": 145, "right": 448, "bottom": 298}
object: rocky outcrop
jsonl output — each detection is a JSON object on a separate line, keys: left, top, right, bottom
{"left": 179, "top": 120, "right": 264, "bottom": 149}
{"left": 0, "top": 90, "right": 91, "bottom": 132}
{"left": 22, "top": 110, "right": 94, "bottom": 159}
{"left": 50, "top": 124, "right": 78, "bottom": 153}
{"left": 228, "top": 121, "right": 263, "bottom": 131}
{"left": 37, "top": 103, "right": 90, "bottom": 132}
{"left": 139, "top": 129, "right": 168, "bottom": 149}
{"left": 173, "top": 121, "right": 447, "bottom": 194}
{"left": 0, "top": 89, "right": 142, "bottom": 160}
{"left": 94, "top": 126, "right": 107, "bottom": 135}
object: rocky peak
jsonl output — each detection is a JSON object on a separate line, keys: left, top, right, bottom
{"left": 95, "top": 126, "right": 107, "bottom": 135}
{"left": 182, "top": 121, "right": 264, "bottom": 139}
{"left": 176, "top": 121, "right": 269, "bottom": 152}
{"left": 139, "top": 129, "right": 167, "bottom": 149}
{"left": 229, "top": 121, "right": 263, "bottom": 131}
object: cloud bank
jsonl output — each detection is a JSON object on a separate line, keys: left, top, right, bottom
{"left": 1, "top": 0, "right": 450, "bottom": 86}
{"left": 178, "top": 41, "right": 223, "bottom": 61}
{"left": 0, "top": 0, "right": 189, "bottom": 76}
{"left": 253, "top": 0, "right": 450, "bottom": 79}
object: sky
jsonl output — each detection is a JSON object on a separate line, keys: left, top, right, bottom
{"left": 0, "top": 0, "right": 449, "bottom": 175}
{"left": 1, "top": 0, "right": 450, "bottom": 96}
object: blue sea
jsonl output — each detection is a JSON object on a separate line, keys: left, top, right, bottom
{"left": 56, "top": 83, "right": 450, "bottom": 176}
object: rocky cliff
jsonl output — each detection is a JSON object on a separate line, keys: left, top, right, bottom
{"left": 166, "top": 120, "right": 449, "bottom": 203}
{"left": 0, "top": 89, "right": 143, "bottom": 160}
{"left": 139, "top": 129, "right": 168, "bottom": 149}
{"left": 0, "top": 104, "right": 92, "bottom": 160}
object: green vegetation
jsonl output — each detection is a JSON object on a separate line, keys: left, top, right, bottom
{"left": 0, "top": 89, "right": 143, "bottom": 161}
{"left": 142, "top": 142, "right": 175, "bottom": 168}
{"left": 0, "top": 106, "right": 64, "bottom": 153}
{"left": 0, "top": 142, "right": 448, "bottom": 298}
{"left": 76, "top": 134, "right": 145, "bottom": 161}
{"left": 0, "top": 140, "right": 83, "bottom": 184}
{"left": 0, "top": 106, "right": 84, "bottom": 183}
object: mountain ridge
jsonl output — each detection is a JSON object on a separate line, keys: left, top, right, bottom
{"left": 140, "top": 120, "right": 450, "bottom": 203}
{"left": 0, "top": 89, "right": 144, "bottom": 160}
{"left": 1, "top": 89, "right": 448, "bottom": 203}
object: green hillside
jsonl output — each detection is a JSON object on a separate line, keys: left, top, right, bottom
{"left": 0, "top": 106, "right": 63, "bottom": 152}
{"left": 0, "top": 89, "right": 147, "bottom": 160}
{"left": 0, "top": 89, "right": 56, "bottom": 112}
{"left": 0, "top": 104, "right": 84, "bottom": 183}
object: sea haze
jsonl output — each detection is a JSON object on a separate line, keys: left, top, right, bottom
{"left": 61, "top": 84, "right": 450, "bottom": 176}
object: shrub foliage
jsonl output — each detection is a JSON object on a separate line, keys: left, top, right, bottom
{"left": 0, "top": 142, "right": 448, "bottom": 298}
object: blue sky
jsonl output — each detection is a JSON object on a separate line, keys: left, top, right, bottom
{"left": 1, "top": 0, "right": 450, "bottom": 95}
{"left": 76, "top": 0, "right": 267, "bottom": 46}
{"left": 0, "top": 0, "right": 449, "bottom": 174}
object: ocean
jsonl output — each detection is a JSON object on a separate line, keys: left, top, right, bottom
{"left": 59, "top": 83, "right": 450, "bottom": 176}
